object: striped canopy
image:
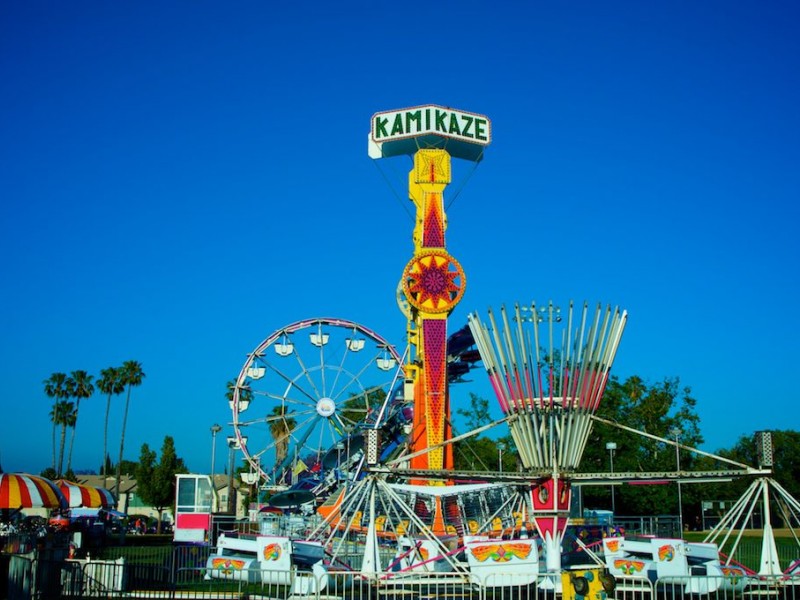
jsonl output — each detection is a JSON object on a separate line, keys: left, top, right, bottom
{"left": 0, "top": 473, "right": 67, "bottom": 509}
{"left": 55, "top": 479, "right": 116, "bottom": 509}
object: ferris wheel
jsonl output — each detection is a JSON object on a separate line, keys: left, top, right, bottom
{"left": 230, "top": 317, "right": 404, "bottom": 485}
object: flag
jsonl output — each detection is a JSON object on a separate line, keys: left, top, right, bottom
{"left": 293, "top": 459, "right": 308, "bottom": 477}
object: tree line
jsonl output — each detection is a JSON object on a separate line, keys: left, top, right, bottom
{"left": 454, "top": 375, "right": 799, "bottom": 525}
{"left": 40, "top": 365, "right": 795, "bottom": 528}
{"left": 42, "top": 360, "right": 145, "bottom": 502}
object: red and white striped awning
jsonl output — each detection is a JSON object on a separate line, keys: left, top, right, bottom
{"left": 0, "top": 473, "right": 67, "bottom": 509}
{"left": 56, "top": 479, "right": 116, "bottom": 509}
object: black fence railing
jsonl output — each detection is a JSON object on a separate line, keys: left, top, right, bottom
{"left": 4, "top": 539, "right": 800, "bottom": 599}
{"left": 612, "top": 515, "right": 682, "bottom": 537}
{"left": 7, "top": 558, "right": 800, "bottom": 600}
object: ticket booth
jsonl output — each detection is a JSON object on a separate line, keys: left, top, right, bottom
{"left": 174, "top": 474, "right": 215, "bottom": 544}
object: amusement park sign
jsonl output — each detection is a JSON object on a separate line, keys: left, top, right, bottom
{"left": 369, "top": 105, "right": 491, "bottom": 162}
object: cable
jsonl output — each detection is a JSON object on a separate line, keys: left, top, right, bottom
{"left": 371, "top": 158, "right": 414, "bottom": 221}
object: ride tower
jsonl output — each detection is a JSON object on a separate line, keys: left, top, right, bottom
{"left": 468, "top": 302, "right": 627, "bottom": 578}
{"left": 369, "top": 105, "right": 491, "bottom": 475}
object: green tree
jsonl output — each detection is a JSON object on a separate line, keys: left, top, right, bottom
{"left": 115, "top": 360, "right": 145, "bottom": 502}
{"left": 710, "top": 430, "right": 800, "bottom": 523}
{"left": 578, "top": 375, "right": 704, "bottom": 516}
{"left": 40, "top": 467, "right": 57, "bottom": 480}
{"left": 135, "top": 436, "right": 187, "bottom": 533}
{"left": 453, "top": 433, "right": 517, "bottom": 472}
{"left": 65, "top": 370, "right": 95, "bottom": 475}
{"left": 455, "top": 393, "right": 491, "bottom": 432}
{"left": 453, "top": 437, "right": 494, "bottom": 471}
{"left": 118, "top": 459, "right": 138, "bottom": 476}
{"left": 338, "top": 386, "right": 388, "bottom": 428}
{"left": 97, "top": 367, "right": 125, "bottom": 484}
{"left": 44, "top": 372, "right": 69, "bottom": 471}
{"left": 451, "top": 393, "right": 511, "bottom": 472}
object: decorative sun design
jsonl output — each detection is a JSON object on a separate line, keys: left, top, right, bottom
{"left": 402, "top": 250, "right": 465, "bottom": 313}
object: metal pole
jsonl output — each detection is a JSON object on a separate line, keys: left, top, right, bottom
{"left": 210, "top": 424, "right": 221, "bottom": 478}
{"left": 672, "top": 428, "right": 684, "bottom": 534}
{"left": 611, "top": 449, "right": 615, "bottom": 513}
{"left": 606, "top": 442, "right": 617, "bottom": 515}
{"left": 226, "top": 436, "right": 243, "bottom": 515}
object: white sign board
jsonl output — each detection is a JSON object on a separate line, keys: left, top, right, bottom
{"left": 369, "top": 105, "right": 491, "bottom": 161}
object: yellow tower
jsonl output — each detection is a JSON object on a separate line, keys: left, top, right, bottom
{"left": 402, "top": 149, "right": 465, "bottom": 471}
{"left": 369, "top": 104, "right": 491, "bottom": 474}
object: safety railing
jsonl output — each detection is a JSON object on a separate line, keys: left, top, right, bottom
{"left": 6, "top": 553, "right": 800, "bottom": 600}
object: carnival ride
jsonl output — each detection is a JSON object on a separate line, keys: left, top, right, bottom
{"left": 203, "top": 104, "right": 800, "bottom": 597}
{"left": 229, "top": 317, "right": 406, "bottom": 492}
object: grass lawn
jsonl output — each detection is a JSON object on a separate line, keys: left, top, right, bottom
{"left": 684, "top": 530, "right": 800, "bottom": 572}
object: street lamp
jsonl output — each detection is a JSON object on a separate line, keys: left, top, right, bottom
{"left": 606, "top": 442, "right": 617, "bottom": 514}
{"left": 670, "top": 427, "right": 684, "bottom": 534}
{"left": 498, "top": 442, "right": 506, "bottom": 473}
{"left": 226, "top": 435, "right": 247, "bottom": 515}
{"left": 210, "top": 424, "right": 222, "bottom": 479}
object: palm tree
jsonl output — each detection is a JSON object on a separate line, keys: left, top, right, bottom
{"left": 43, "top": 372, "right": 69, "bottom": 471}
{"left": 65, "top": 370, "right": 94, "bottom": 474}
{"left": 97, "top": 367, "right": 124, "bottom": 484}
{"left": 115, "top": 360, "right": 145, "bottom": 501}
{"left": 268, "top": 405, "right": 296, "bottom": 475}
{"left": 50, "top": 400, "right": 76, "bottom": 477}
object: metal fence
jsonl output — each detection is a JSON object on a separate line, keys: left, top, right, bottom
{"left": 4, "top": 537, "right": 800, "bottom": 599}
{"left": 7, "top": 554, "right": 800, "bottom": 600}
{"left": 613, "top": 515, "right": 681, "bottom": 537}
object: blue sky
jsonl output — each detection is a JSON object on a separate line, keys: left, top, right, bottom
{"left": 1, "top": 1, "right": 798, "bottom": 477}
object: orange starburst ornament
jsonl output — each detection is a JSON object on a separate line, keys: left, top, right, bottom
{"left": 402, "top": 250, "right": 465, "bottom": 314}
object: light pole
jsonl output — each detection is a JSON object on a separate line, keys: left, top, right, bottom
{"left": 498, "top": 442, "right": 506, "bottom": 473}
{"left": 210, "top": 424, "right": 222, "bottom": 479}
{"left": 226, "top": 435, "right": 246, "bottom": 515}
{"left": 606, "top": 442, "right": 617, "bottom": 514}
{"left": 670, "top": 427, "right": 684, "bottom": 534}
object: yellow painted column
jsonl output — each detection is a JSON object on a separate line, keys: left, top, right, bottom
{"left": 400, "top": 149, "right": 465, "bottom": 472}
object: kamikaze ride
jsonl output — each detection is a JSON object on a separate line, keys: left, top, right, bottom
{"left": 369, "top": 105, "right": 490, "bottom": 478}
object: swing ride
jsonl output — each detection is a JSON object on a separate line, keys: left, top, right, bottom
{"left": 199, "top": 105, "right": 800, "bottom": 598}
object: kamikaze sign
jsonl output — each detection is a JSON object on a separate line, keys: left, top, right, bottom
{"left": 371, "top": 105, "right": 491, "bottom": 146}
